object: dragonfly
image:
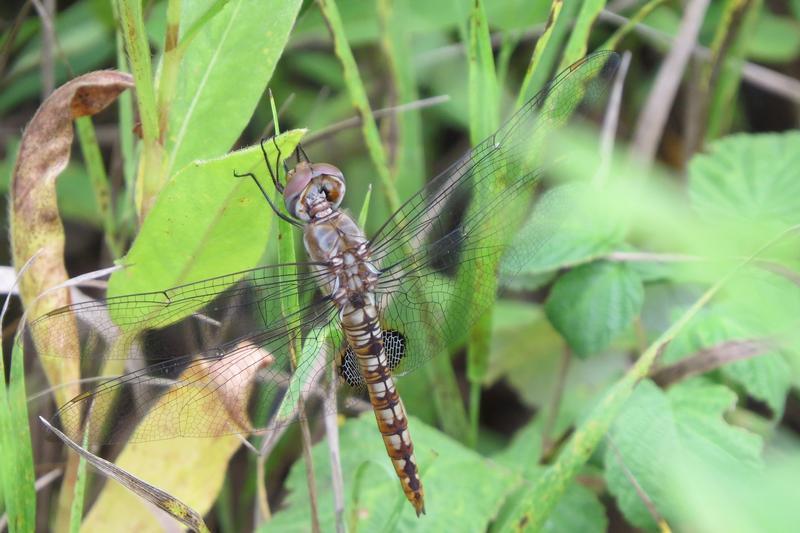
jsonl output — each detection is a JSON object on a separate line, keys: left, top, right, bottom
{"left": 28, "top": 51, "right": 619, "bottom": 516}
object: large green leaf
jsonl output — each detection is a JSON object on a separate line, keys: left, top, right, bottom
{"left": 163, "top": 0, "right": 303, "bottom": 179}
{"left": 688, "top": 132, "right": 800, "bottom": 227}
{"left": 545, "top": 261, "right": 644, "bottom": 358}
{"left": 662, "top": 304, "right": 792, "bottom": 417}
{"left": 264, "top": 415, "right": 514, "bottom": 531}
{"left": 604, "top": 379, "right": 762, "bottom": 530}
{"left": 107, "top": 130, "right": 305, "bottom": 323}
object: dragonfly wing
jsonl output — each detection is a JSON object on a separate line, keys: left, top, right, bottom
{"left": 371, "top": 52, "right": 620, "bottom": 375}
{"left": 29, "top": 263, "right": 347, "bottom": 443}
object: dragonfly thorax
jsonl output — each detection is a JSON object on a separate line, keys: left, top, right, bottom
{"left": 284, "top": 161, "right": 345, "bottom": 221}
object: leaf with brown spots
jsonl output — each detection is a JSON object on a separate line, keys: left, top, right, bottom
{"left": 10, "top": 70, "right": 134, "bottom": 406}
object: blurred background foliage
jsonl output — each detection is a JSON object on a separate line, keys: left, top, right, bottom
{"left": 1, "top": 0, "right": 800, "bottom": 531}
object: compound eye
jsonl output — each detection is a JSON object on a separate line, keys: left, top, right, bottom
{"left": 319, "top": 174, "right": 345, "bottom": 209}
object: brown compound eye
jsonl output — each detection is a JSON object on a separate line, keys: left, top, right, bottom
{"left": 284, "top": 162, "right": 345, "bottom": 220}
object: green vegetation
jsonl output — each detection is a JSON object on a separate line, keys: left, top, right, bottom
{"left": 2, "top": 0, "right": 800, "bottom": 531}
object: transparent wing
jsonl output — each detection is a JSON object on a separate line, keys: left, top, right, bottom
{"left": 28, "top": 264, "right": 352, "bottom": 443}
{"left": 371, "top": 51, "right": 620, "bottom": 375}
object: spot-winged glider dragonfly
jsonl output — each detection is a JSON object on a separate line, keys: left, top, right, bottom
{"left": 29, "top": 51, "right": 620, "bottom": 516}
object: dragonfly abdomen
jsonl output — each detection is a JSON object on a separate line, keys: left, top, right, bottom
{"left": 341, "top": 301, "right": 426, "bottom": 516}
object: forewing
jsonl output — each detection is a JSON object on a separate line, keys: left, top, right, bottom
{"left": 372, "top": 51, "right": 620, "bottom": 375}
{"left": 28, "top": 263, "right": 346, "bottom": 443}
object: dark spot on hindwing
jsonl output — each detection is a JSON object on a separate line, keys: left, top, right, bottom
{"left": 338, "top": 345, "right": 361, "bottom": 387}
{"left": 338, "top": 330, "right": 407, "bottom": 387}
{"left": 383, "top": 330, "right": 406, "bottom": 371}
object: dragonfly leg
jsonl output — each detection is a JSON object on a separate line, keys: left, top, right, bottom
{"left": 233, "top": 168, "right": 302, "bottom": 228}
{"left": 296, "top": 143, "right": 311, "bottom": 164}
{"left": 261, "top": 137, "right": 284, "bottom": 193}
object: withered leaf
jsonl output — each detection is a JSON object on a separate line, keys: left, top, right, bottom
{"left": 11, "top": 70, "right": 134, "bottom": 406}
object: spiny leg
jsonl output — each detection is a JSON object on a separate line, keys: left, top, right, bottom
{"left": 261, "top": 137, "right": 283, "bottom": 193}
{"left": 232, "top": 168, "right": 301, "bottom": 228}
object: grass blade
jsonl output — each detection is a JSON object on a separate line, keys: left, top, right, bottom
{"left": 0, "top": 341, "right": 36, "bottom": 533}
{"left": 558, "top": 0, "right": 605, "bottom": 70}
{"left": 465, "top": 0, "right": 499, "bottom": 447}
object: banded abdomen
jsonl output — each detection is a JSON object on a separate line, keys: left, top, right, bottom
{"left": 340, "top": 299, "right": 425, "bottom": 516}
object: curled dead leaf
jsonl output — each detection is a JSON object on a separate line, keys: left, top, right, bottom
{"left": 11, "top": 70, "right": 134, "bottom": 406}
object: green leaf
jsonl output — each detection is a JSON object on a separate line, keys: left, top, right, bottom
{"left": 467, "top": 0, "right": 498, "bottom": 144}
{"left": 500, "top": 183, "right": 626, "bottom": 280}
{"left": 746, "top": 11, "right": 800, "bottom": 62}
{"left": 604, "top": 379, "right": 762, "bottom": 530}
{"left": 164, "top": 0, "right": 304, "bottom": 178}
{"left": 662, "top": 303, "right": 792, "bottom": 417}
{"left": 265, "top": 415, "right": 514, "bottom": 531}
{"left": 0, "top": 342, "right": 36, "bottom": 532}
{"left": 545, "top": 261, "right": 644, "bottom": 357}
{"left": 107, "top": 130, "right": 305, "bottom": 324}
{"left": 688, "top": 132, "right": 800, "bottom": 227}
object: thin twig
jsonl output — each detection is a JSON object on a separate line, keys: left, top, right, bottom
{"left": 27, "top": 375, "right": 122, "bottom": 403}
{"left": 594, "top": 51, "right": 631, "bottom": 186}
{"left": 599, "top": 10, "right": 800, "bottom": 104}
{"left": 541, "top": 346, "right": 571, "bottom": 458}
{"left": 630, "top": 0, "right": 711, "bottom": 164}
{"left": 605, "top": 250, "right": 800, "bottom": 287}
{"left": 259, "top": 93, "right": 296, "bottom": 140}
{"left": 324, "top": 353, "right": 346, "bottom": 533}
{"left": 298, "top": 395, "right": 321, "bottom": 533}
{"left": 253, "top": 345, "right": 330, "bottom": 526}
{"left": 407, "top": 9, "right": 800, "bottom": 105}
{"left": 0, "top": 0, "right": 33, "bottom": 80}
{"left": 650, "top": 338, "right": 772, "bottom": 387}
{"left": 607, "top": 437, "right": 672, "bottom": 532}
{"left": 32, "top": 0, "right": 56, "bottom": 98}
{"left": 304, "top": 94, "right": 450, "bottom": 145}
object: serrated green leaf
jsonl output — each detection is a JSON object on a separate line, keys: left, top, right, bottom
{"left": 264, "top": 415, "right": 514, "bottom": 531}
{"left": 163, "top": 0, "right": 303, "bottom": 179}
{"left": 545, "top": 261, "right": 644, "bottom": 357}
{"left": 688, "top": 132, "right": 800, "bottom": 227}
{"left": 662, "top": 303, "right": 792, "bottom": 417}
{"left": 501, "top": 183, "right": 626, "bottom": 278}
{"left": 107, "top": 130, "right": 305, "bottom": 325}
{"left": 604, "top": 379, "right": 762, "bottom": 530}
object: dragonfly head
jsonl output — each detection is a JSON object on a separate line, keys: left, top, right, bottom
{"left": 284, "top": 161, "right": 346, "bottom": 221}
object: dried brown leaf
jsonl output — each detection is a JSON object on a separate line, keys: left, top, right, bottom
{"left": 11, "top": 70, "right": 134, "bottom": 406}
